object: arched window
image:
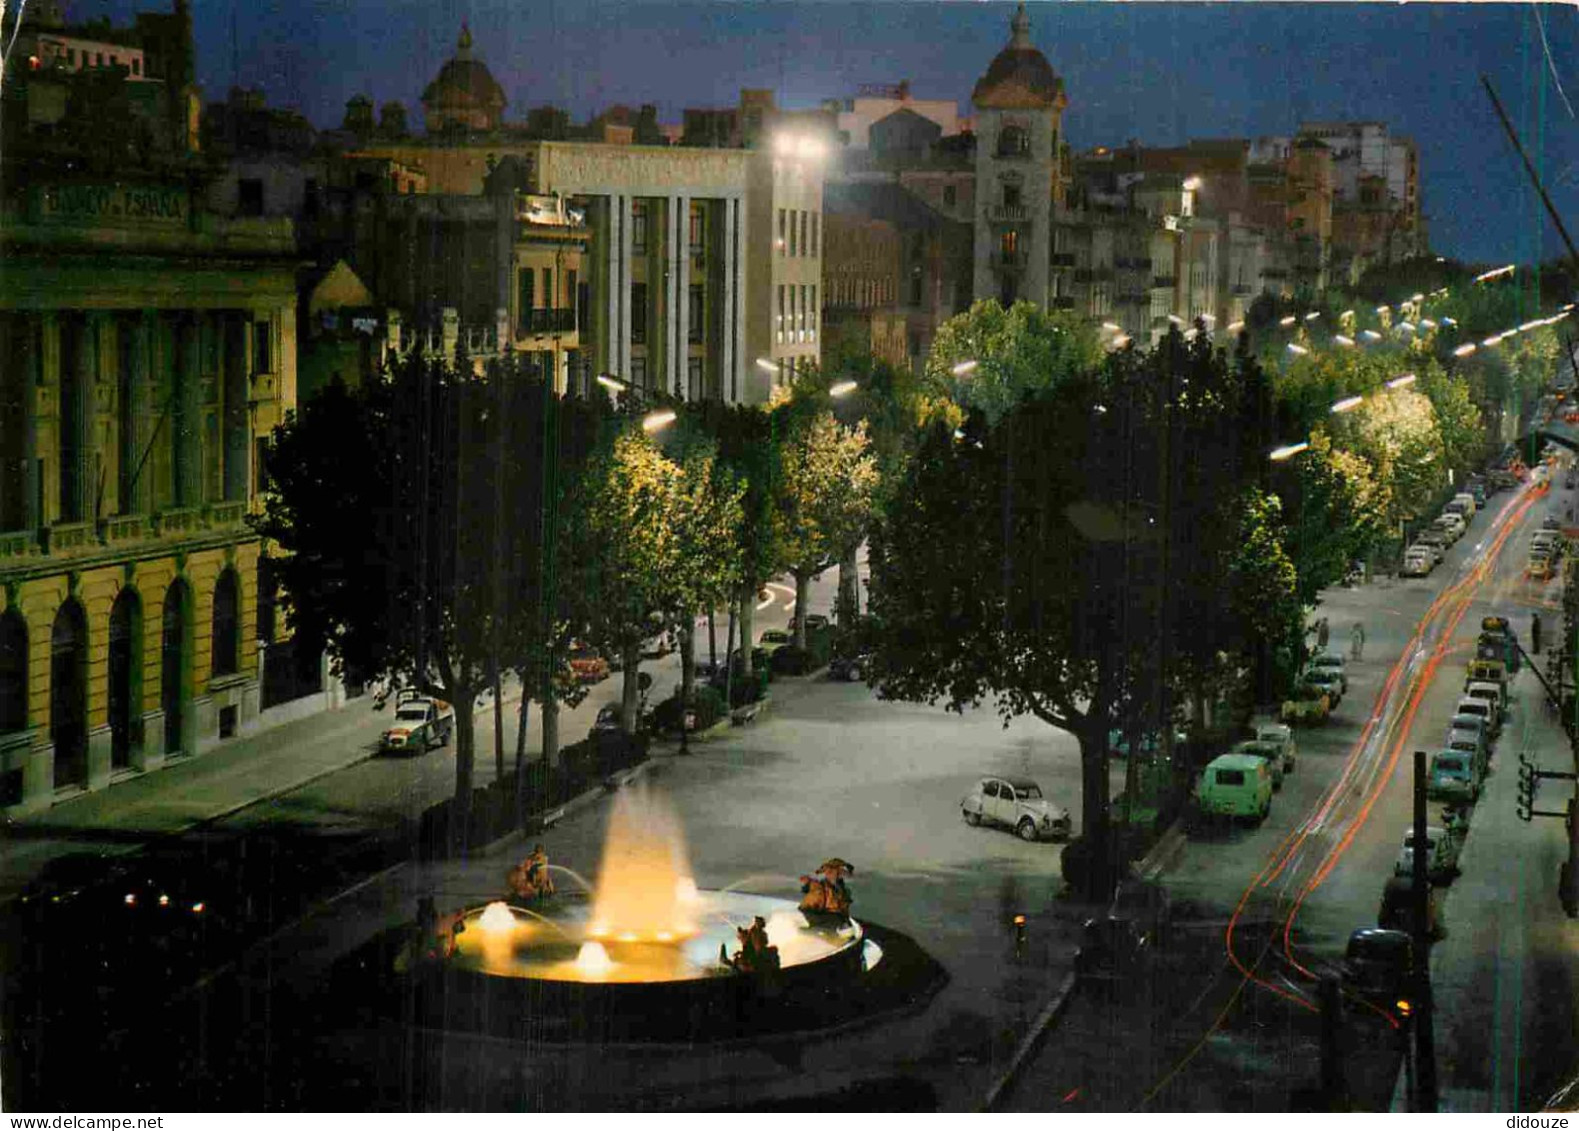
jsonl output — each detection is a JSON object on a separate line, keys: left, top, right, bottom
{"left": 996, "top": 125, "right": 1029, "bottom": 158}
{"left": 49, "top": 600, "right": 87, "bottom": 787}
{"left": 108, "top": 589, "right": 142, "bottom": 769}
{"left": 212, "top": 570, "right": 239, "bottom": 677}
{"left": 162, "top": 579, "right": 190, "bottom": 755}
{"left": 0, "top": 608, "right": 27, "bottom": 735}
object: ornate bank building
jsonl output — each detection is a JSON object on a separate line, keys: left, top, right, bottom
{"left": 0, "top": 1, "right": 298, "bottom": 812}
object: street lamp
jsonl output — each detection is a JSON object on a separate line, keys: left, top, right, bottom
{"left": 829, "top": 379, "right": 858, "bottom": 398}
{"left": 951, "top": 359, "right": 979, "bottom": 377}
{"left": 642, "top": 409, "right": 677, "bottom": 432}
{"left": 1331, "top": 396, "right": 1364, "bottom": 414}
{"left": 596, "top": 373, "right": 627, "bottom": 399}
{"left": 1287, "top": 343, "right": 1309, "bottom": 356}
{"left": 1334, "top": 334, "right": 1355, "bottom": 347}
{"left": 1387, "top": 373, "right": 1418, "bottom": 390}
{"left": 1270, "top": 441, "right": 1310, "bottom": 461}
{"left": 1453, "top": 344, "right": 1478, "bottom": 357}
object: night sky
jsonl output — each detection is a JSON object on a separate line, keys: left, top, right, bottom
{"left": 65, "top": 0, "right": 1579, "bottom": 265}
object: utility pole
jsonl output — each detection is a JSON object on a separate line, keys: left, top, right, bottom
{"left": 1411, "top": 748, "right": 1439, "bottom": 1112}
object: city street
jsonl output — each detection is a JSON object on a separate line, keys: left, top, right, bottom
{"left": 5, "top": 489, "right": 1579, "bottom": 1112}
{"left": 1003, "top": 475, "right": 1579, "bottom": 1111}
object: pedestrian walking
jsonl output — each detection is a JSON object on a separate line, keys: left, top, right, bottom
{"left": 1350, "top": 622, "right": 1365, "bottom": 661}
{"left": 1317, "top": 617, "right": 1330, "bottom": 650}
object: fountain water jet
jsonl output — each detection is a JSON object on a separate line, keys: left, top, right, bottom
{"left": 445, "top": 782, "right": 862, "bottom": 984}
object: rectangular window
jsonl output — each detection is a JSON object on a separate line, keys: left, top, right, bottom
{"left": 576, "top": 278, "right": 590, "bottom": 335}
{"left": 95, "top": 52, "right": 103, "bottom": 66}
{"left": 689, "top": 208, "right": 704, "bottom": 256}
{"left": 567, "top": 270, "right": 578, "bottom": 330}
{"left": 131, "top": 57, "right": 139, "bottom": 75}
{"left": 789, "top": 210, "right": 798, "bottom": 257}
{"left": 632, "top": 202, "right": 648, "bottom": 254}
{"left": 778, "top": 209, "right": 786, "bottom": 255}
{"left": 777, "top": 284, "right": 785, "bottom": 344}
{"left": 688, "top": 357, "right": 703, "bottom": 400}
{"left": 630, "top": 356, "right": 647, "bottom": 391}
{"left": 688, "top": 285, "right": 704, "bottom": 343}
{"left": 517, "top": 269, "right": 534, "bottom": 332}
{"left": 251, "top": 321, "right": 272, "bottom": 374}
{"left": 237, "top": 178, "right": 264, "bottom": 217}
{"left": 255, "top": 437, "right": 269, "bottom": 496}
{"left": 800, "top": 212, "right": 809, "bottom": 258}
{"left": 799, "top": 285, "right": 808, "bottom": 338}
{"left": 811, "top": 213, "right": 819, "bottom": 256}
{"left": 541, "top": 267, "right": 552, "bottom": 309}
{"left": 66, "top": 48, "right": 74, "bottom": 63}
{"left": 810, "top": 285, "right": 818, "bottom": 340}
{"left": 631, "top": 282, "right": 648, "bottom": 344}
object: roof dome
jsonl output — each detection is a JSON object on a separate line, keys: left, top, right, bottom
{"left": 421, "top": 23, "right": 507, "bottom": 130}
{"left": 972, "top": 2, "right": 1066, "bottom": 111}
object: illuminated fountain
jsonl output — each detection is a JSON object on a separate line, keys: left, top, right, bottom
{"left": 443, "top": 784, "right": 869, "bottom": 986}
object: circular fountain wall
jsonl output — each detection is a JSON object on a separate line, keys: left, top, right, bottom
{"left": 450, "top": 891, "right": 864, "bottom": 984}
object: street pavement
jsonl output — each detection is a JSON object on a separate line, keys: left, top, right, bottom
{"left": 1002, "top": 474, "right": 1579, "bottom": 1112}
{"left": 6, "top": 488, "right": 1579, "bottom": 1111}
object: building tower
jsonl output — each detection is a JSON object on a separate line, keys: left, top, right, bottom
{"left": 971, "top": 1, "right": 1068, "bottom": 309}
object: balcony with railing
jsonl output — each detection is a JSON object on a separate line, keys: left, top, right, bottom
{"left": 0, "top": 530, "right": 35, "bottom": 559}
{"left": 516, "top": 308, "right": 576, "bottom": 336}
{"left": 1153, "top": 275, "right": 1178, "bottom": 289}
{"left": 98, "top": 515, "right": 151, "bottom": 546}
{"left": 207, "top": 501, "right": 249, "bottom": 529}
{"left": 988, "top": 203, "right": 1029, "bottom": 223}
{"left": 41, "top": 521, "right": 95, "bottom": 554}
{"left": 1050, "top": 252, "right": 1077, "bottom": 268}
{"left": 1114, "top": 256, "right": 1153, "bottom": 272}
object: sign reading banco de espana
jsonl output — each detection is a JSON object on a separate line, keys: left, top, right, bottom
{"left": 39, "top": 184, "right": 188, "bottom": 225}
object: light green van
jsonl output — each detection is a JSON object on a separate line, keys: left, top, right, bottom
{"left": 1197, "top": 753, "right": 1273, "bottom": 823}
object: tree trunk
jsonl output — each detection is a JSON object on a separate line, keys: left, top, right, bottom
{"left": 725, "top": 600, "right": 738, "bottom": 707}
{"left": 621, "top": 642, "right": 642, "bottom": 732}
{"left": 513, "top": 693, "right": 532, "bottom": 825}
{"left": 793, "top": 570, "right": 811, "bottom": 650}
{"left": 541, "top": 696, "right": 560, "bottom": 769}
{"left": 838, "top": 542, "right": 860, "bottom": 624}
{"left": 491, "top": 659, "right": 505, "bottom": 780}
{"left": 1077, "top": 722, "right": 1113, "bottom": 902}
{"left": 451, "top": 693, "right": 476, "bottom": 857}
{"left": 708, "top": 608, "right": 718, "bottom": 671}
{"left": 739, "top": 585, "right": 756, "bottom": 679}
{"left": 680, "top": 621, "right": 696, "bottom": 707}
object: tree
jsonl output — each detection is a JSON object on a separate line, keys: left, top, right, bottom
{"left": 923, "top": 299, "right": 1104, "bottom": 425}
{"left": 659, "top": 431, "right": 745, "bottom": 709}
{"left": 773, "top": 411, "right": 879, "bottom": 649}
{"left": 566, "top": 425, "right": 688, "bottom": 731}
{"left": 256, "top": 351, "right": 539, "bottom": 852}
{"left": 1327, "top": 386, "right": 1445, "bottom": 532}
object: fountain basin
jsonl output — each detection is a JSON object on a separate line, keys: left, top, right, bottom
{"left": 449, "top": 891, "right": 864, "bottom": 984}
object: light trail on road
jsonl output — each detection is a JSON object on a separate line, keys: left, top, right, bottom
{"left": 1136, "top": 479, "right": 1546, "bottom": 1108}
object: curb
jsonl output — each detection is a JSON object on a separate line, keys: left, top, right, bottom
{"left": 1133, "top": 820, "right": 1188, "bottom": 881}
{"left": 981, "top": 972, "right": 1080, "bottom": 1111}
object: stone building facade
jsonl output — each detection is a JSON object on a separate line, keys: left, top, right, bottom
{"left": 0, "top": 184, "right": 298, "bottom": 813}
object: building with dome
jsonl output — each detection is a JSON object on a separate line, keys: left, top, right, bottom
{"left": 421, "top": 24, "right": 506, "bottom": 134}
{"left": 971, "top": 2, "right": 1069, "bottom": 309}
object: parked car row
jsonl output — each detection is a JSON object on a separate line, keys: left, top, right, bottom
{"left": 1405, "top": 486, "right": 1489, "bottom": 577}
{"left": 1281, "top": 650, "right": 1348, "bottom": 727}
{"left": 1528, "top": 524, "right": 1567, "bottom": 580}
{"left": 1192, "top": 721, "right": 1298, "bottom": 825}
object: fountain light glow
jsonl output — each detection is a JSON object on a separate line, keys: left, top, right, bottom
{"left": 478, "top": 902, "right": 517, "bottom": 934}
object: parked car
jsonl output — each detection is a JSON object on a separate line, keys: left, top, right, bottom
{"left": 1409, "top": 541, "right": 1444, "bottom": 565}
{"left": 1195, "top": 753, "right": 1273, "bottom": 823}
{"left": 1230, "top": 739, "right": 1287, "bottom": 789}
{"left": 960, "top": 776, "right": 1072, "bottom": 842}
{"left": 1309, "top": 653, "right": 1349, "bottom": 695}
{"left": 1428, "top": 751, "right": 1479, "bottom": 803}
{"left": 1464, "top": 678, "right": 1504, "bottom": 720}
{"left": 1345, "top": 928, "right": 1417, "bottom": 1007}
{"left": 1437, "top": 512, "right": 1467, "bottom": 539}
{"left": 1253, "top": 722, "right": 1298, "bottom": 772}
{"left": 1281, "top": 682, "right": 1331, "bottom": 726}
{"left": 568, "top": 646, "right": 611, "bottom": 684}
{"left": 787, "top": 613, "right": 830, "bottom": 634}
{"left": 756, "top": 629, "right": 793, "bottom": 656}
{"left": 1378, "top": 875, "right": 1442, "bottom": 938}
{"left": 1454, "top": 696, "right": 1498, "bottom": 739}
{"left": 1443, "top": 727, "right": 1489, "bottom": 783}
{"left": 1394, "top": 826, "right": 1458, "bottom": 883}
{"left": 1451, "top": 492, "right": 1478, "bottom": 518}
{"left": 828, "top": 650, "right": 872, "bottom": 682}
{"left": 1528, "top": 553, "right": 1556, "bottom": 581}
{"left": 1304, "top": 668, "right": 1344, "bottom": 709}
{"left": 1544, "top": 515, "right": 1563, "bottom": 532}
{"left": 1401, "top": 549, "right": 1435, "bottom": 577}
